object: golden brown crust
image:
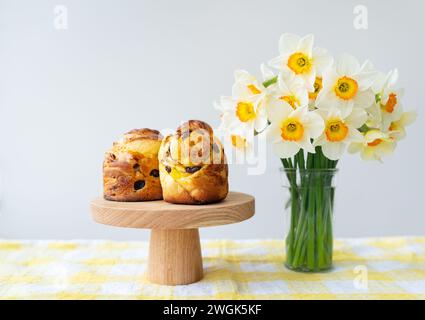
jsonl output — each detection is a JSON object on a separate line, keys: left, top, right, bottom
{"left": 176, "top": 120, "right": 213, "bottom": 137}
{"left": 125, "top": 128, "right": 163, "bottom": 141}
{"left": 103, "top": 128, "right": 163, "bottom": 201}
{"left": 158, "top": 120, "right": 228, "bottom": 205}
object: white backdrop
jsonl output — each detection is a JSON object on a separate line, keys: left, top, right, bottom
{"left": 0, "top": 0, "right": 424, "bottom": 240}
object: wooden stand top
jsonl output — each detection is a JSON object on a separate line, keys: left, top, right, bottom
{"left": 91, "top": 191, "right": 255, "bottom": 230}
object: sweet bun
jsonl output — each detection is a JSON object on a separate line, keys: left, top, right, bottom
{"left": 103, "top": 128, "right": 163, "bottom": 201}
{"left": 158, "top": 120, "right": 228, "bottom": 204}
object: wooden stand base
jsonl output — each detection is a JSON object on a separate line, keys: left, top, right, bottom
{"left": 91, "top": 192, "right": 255, "bottom": 286}
{"left": 148, "top": 229, "right": 203, "bottom": 285}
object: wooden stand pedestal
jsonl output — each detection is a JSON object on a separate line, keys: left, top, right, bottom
{"left": 90, "top": 192, "right": 255, "bottom": 285}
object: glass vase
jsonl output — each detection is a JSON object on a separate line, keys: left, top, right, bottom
{"left": 281, "top": 168, "right": 338, "bottom": 272}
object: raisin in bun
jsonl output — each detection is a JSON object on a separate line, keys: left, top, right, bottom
{"left": 158, "top": 120, "right": 228, "bottom": 204}
{"left": 103, "top": 128, "right": 163, "bottom": 201}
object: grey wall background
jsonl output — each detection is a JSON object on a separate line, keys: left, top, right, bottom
{"left": 0, "top": 0, "right": 424, "bottom": 240}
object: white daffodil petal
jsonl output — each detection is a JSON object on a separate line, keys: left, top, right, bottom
{"left": 348, "top": 142, "right": 362, "bottom": 154}
{"left": 393, "top": 128, "right": 406, "bottom": 140}
{"left": 298, "top": 135, "right": 315, "bottom": 153}
{"left": 336, "top": 54, "right": 360, "bottom": 76}
{"left": 217, "top": 96, "right": 235, "bottom": 112}
{"left": 298, "top": 34, "right": 314, "bottom": 55}
{"left": 313, "top": 134, "right": 326, "bottom": 146}
{"left": 278, "top": 72, "right": 291, "bottom": 94}
{"left": 360, "top": 60, "right": 375, "bottom": 73}
{"left": 234, "top": 70, "right": 252, "bottom": 82}
{"left": 231, "top": 83, "right": 244, "bottom": 99}
{"left": 297, "top": 89, "right": 309, "bottom": 107}
{"left": 387, "top": 69, "right": 399, "bottom": 87}
{"left": 232, "top": 81, "right": 255, "bottom": 100}
{"left": 322, "top": 142, "right": 346, "bottom": 160}
{"left": 376, "top": 141, "right": 395, "bottom": 155}
{"left": 321, "top": 68, "right": 338, "bottom": 89}
{"left": 266, "top": 122, "right": 282, "bottom": 142}
{"left": 372, "top": 72, "right": 388, "bottom": 93}
{"left": 254, "top": 110, "right": 268, "bottom": 133}
{"left": 273, "top": 141, "right": 301, "bottom": 159}
{"left": 312, "top": 47, "right": 333, "bottom": 75}
{"left": 328, "top": 107, "right": 341, "bottom": 119}
{"left": 316, "top": 89, "right": 340, "bottom": 110}
{"left": 346, "top": 126, "right": 364, "bottom": 142}
{"left": 397, "top": 87, "right": 405, "bottom": 99}
{"left": 339, "top": 99, "right": 355, "bottom": 118}
{"left": 366, "top": 103, "right": 382, "bottom": 128}
{"left": 353, "top": 71, "right": 377, "bottom": 90}
{"left": 315, "top": 89, "right": 331, "bottom": 108}
{"left": 400, "top": 111, "right": 417, "bottom": 126}
{"left": 291, "top": 105, "right": 308, "bottom": 119}
{"left": 269, "top": 55, "right": 285, "bottom": 70}
{"left": 361, "top": 147, "right": 375, "bottom": 161}
{"left": 354, "top": 89, "right": 375, "bottom": 109}
{"left": 279, "top": 33, "right": 300, "bottom": 54}
{"left": 267, "top": 99, "right": 294, "bottom": 123}
{"left": 313, "top": 108, "right": 328, "bottom": 119}
{"left": 305, "top": 111, "right": 325, "bottom": 138}
{"left": 301, "top": 71, "right": 316, "bottom": 92}
{"left": 345, "top": 107, "right": 367, "bottom": 128}
{"left": 261, "top": 63, "right": 275, "bottom": 81}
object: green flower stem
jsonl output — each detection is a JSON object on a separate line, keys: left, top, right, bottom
{"left": 316, "top": 183, "right": 325, "bottom": 268}
{"left": 307, "top": 185, "right": 316, "bottom": 269}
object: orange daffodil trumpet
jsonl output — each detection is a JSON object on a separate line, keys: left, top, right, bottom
{"left": 215, "top": 33, "right": 416, "bottom": 163}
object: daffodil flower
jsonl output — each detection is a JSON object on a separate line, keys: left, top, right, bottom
{"left": 348, "top": 129, "right": 395, "bottom": 161}
{"left": 216, "top": 70, "right": 269, "bottom": 130}
{"left": 372, "top": 69, "right": 405, "bottom": 130}
{"left": 316, "top": 54, "right": 377, "bottom": 117}
{"left": 267, "top": 101, "right": 324, "bottom": 158}
{"left": 269, "top": 33, "right": 333, "bottom": 91}
{"left": 313, "top": 108, "right": 366, "bottom": 160}
{"left": 215, "top": 70, "right": 270, "bottom": 157}
{"left": 270, "top": 70, "right": 309, "bottom": 110}
{"left": 387, "top": 111, "right": 417, "bottom": 141}
{"left": 215, "top": 95, "right": 263, "bottom": 136}
{"left": 232, "top": 70, "right": 267, "bottom": 98}
{"left": 216, "top": 119, "right": 254, "bottom": 158}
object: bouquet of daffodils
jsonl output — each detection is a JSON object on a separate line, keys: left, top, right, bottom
{"left": 215, "top": 34, "right": 416, "bottom": 272}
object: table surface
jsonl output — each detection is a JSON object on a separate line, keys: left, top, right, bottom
{"left": 1, "top": 237, "right": 424, "bottom": 299}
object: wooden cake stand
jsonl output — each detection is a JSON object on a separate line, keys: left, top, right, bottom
{"left": 90, "top": 191, "right": 255, "bottom": 286}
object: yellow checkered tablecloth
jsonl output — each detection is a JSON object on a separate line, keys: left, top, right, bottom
{"left": 0, "top": 237, "right": 424, "bottom": 299}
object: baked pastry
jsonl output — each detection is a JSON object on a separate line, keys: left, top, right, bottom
{"left": 103, "top": 128, "right": 163, "bottom": 201}
{"left": 158, "top": 120, "right": 228, "bottom": 204}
